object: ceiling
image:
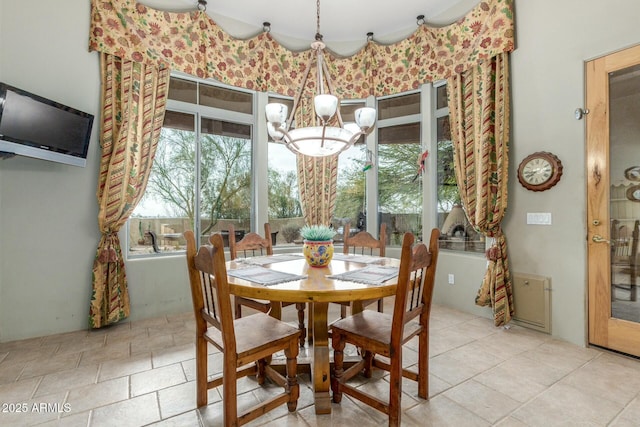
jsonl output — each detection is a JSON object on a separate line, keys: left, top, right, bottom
{"left": 140, "top": 0, "right": 479, "bottom": 47}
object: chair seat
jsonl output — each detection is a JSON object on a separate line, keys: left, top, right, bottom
{"left": 330, "top": 310, "right": 422, "bottom": 349}
{"left": 206, "top": 312, "right": 300, "bottom": 357}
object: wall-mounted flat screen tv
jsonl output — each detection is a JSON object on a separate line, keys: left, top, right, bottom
{"left": 0, "top": 82, "right": 94, "bottom": 167}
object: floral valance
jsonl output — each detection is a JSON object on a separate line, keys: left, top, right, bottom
{"left": 89, "top": 0, "right": 514, "bottom": 99}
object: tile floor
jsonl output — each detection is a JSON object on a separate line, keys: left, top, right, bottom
{"left": 1, "top": 302, "right": 640, "bottom": 426}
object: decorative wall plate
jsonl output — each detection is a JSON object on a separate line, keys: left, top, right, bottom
{"left": 624, "top": 166, "right": 640, "bottom": 181}
{"left": 626, "top": 185, "right": 640, "bottom": 202}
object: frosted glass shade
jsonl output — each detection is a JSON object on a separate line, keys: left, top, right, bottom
{"left": 267, "top": 122, "right": 284, "bottom": 141}
{"left": 287, "top": 126, "right": 356, "bottom": 157}
{"left": 314, "top": 94, "right": 338, "bottom": 121}
{"left": 355, "top": 107, "right": 376, "bottom": 129}
{"left": 265, "top": 103, "right": 288, "bottom": 124}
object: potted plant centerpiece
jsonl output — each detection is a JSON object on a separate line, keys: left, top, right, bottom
{"left": 300, "top": 224, "right": 336, "bottom": 268}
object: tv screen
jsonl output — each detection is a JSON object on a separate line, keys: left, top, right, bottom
{"left": 0, "top": 82, "right": 94, "bottom": 167}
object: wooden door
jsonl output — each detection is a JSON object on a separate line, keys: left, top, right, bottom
{"left": 587, "top": 44, "right": 640, "bottom": 357}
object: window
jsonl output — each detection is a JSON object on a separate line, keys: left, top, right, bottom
{"left": 333, "top": 102, "right": 368, "bottom": 239}
{"left": 129, "top": 75, "right": 479, "bottom": 256}
{"left": 266, "top": 96, "right": 303, "bottom": 245}
{"left": 435, "top": 82, "right": 484, "bottom": 253}
{"left": 377, "top": 93, "right": 422, "bottom": 245}
{"left": 128, "top": 76, "right": 253, "bottom": 256}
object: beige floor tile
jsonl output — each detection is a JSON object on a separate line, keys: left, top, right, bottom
{"left": 295, "top": 392, "right": 384, "bottom": 427}
{"left": 0, "top": 358, "right": 29, "bottom": 385}
{"left": 77, "top": 340, "right": 131, "bottom": 367}
{"left": 0, "top": 376, "right": 41, "bottom": 403}
{"left": 510, "top": 383, "right": 623, "bottom": 426}
{"left": 0, "top": 336, "right": 45, "bottom": 353}
{"left": 521, "top": 337, "right": 601, "bottom": 371}
{"left": 66, "top": 376, "right": 129, "bottom": 414}
{"left": 46, "top": 332, "right": 106, "bottom": 355}
{"left": 98, "top": 353, "right": 153, "bottom": 382}
{"left": 2, "top": 343, "right": 61, "bottom": 365}
{"left": 39, "top": 410, "right": 91, "bottom": 427}
{"left": 475, "top": 327, "right": 547, "bottom": 359}
{"left": 181, "top": 352, "right": 223, "bottom": 383}
{"left": 480, "top": 353, "right": 567, "bottom": 388}
{"left": 103, "top": 323, "right": 149, "bottom": 344}
{"left": 152, "top": 343, "right": 195, "bottom": 368}
{"left": 493, "top": 416, "right": 530, "bottom": 426}
{"left": 34, "top": 364, "right": 99, "bottom": 397}
{"left": 90, "top": 392, "right": 161, "bottom": 426}
{"left": 473, "top": 362, "right": 548, "bottom": 404}
{"left": 559, "top": 352, "right": 640, "bottom": 405}
{"left": 610, "top": 395, "right": 640, "bottom": 426}
{"left": 430, "top": 342, "right": 504, "bottom": 386}
{"left": 444, "top": 379, "right": 521, "bottom": 424}
{"left": 148, "top": 410, "right": 202, "bottom": 427}
{"left": 130, "top": 316, "right": 169, "bottom": 330}
{"left": 131, "top": 334, "right": 176, "bottom": 356}
{"left": 20, "top": 352, "right": 82, "bottom": 380}
{"left": 423, "top": 327, "right": 477, "bottom": 357}
{"left": 157, "top": 380, "right": 198, "bottom": 419}
{"left": 130, "top": 363, "right": 186, "bottom": 397}
{"left": 403, "top": 394, "right": 491, "bottom": 426}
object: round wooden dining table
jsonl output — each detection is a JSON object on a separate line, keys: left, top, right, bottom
{"left": 226, "top": 254, "right": 400, "bottom": 414}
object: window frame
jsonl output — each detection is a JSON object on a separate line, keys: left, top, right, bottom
{"left": 127, "top": 74, "right": 484, "bottom": 258}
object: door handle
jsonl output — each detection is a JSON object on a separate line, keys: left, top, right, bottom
{"left": 592, "top": 235, "right": 612, "bottom": 244}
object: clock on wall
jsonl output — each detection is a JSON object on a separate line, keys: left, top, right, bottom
{"left": 517, "top": 151, "right": 563, "bottom": 192}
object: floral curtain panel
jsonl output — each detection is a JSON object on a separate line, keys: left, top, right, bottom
{"left": 447, "top": 53, "right": 513, "bottom": 326}
{"left": 89, "top": 0, "right": 514, "bottom": 99}
{"left": 90, "top": 53, "right": 169, "bottom": 328}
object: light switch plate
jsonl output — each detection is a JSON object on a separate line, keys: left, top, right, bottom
{"left": 527, "top": 212, "right": 552, "bottom": 225}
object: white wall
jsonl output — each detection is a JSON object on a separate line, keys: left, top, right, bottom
{"left": 504, "top": 0, "right": 638, "bottom": 344}
{"left": 1, "top": 0, "right": 639, "bottom": 346}
{"left": 0, "top": 0, "right": 191, "bottom": 342}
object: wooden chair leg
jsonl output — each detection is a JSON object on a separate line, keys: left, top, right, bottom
{"left": 222, "top": 361, "right": 238, "bottom": 426}
{"left": 388, "top": 354, "right": 403, "bottom": 427}
{"left": 235, "top": 300, "right": 242, "bottom": 319}
{"left": 256, "top": 359, "right": 266, "bottom": 385}
{"left": 377, "top": 298, "right": 384, "bottom": 313}
{"left": 285, "top": 340, "right": 300, "bottom": 412}
{"left": 331, "top": 333, "right": 346, "bottom": 403}
{"left": 417, "top": 329, "right": 429, "bottom": 399}
{"left": 295, "top": 303, "right": 306, "bottom": 347}
{"left": 195, "top": 334, "right": 208, "bottom": 407}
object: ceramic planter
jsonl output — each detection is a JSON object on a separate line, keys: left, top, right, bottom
{"left": 302, "top": 240, "right": 334, "bottom": 268}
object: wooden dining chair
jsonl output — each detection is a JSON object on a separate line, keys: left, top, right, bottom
{"left": 339, "top": 222, "right": 388, "bottom": 317}
{"left": 229, "top": 223, "right": 307, "bottom": 347}
{"left": 330, "top": 229, "right": 440, "bottom": 427}
{"left": 184, "top": 231, "right": 300, "bottom": 425}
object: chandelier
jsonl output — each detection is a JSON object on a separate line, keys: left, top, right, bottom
{"left": 265, "top": 0, "right": 377, "bottom": 157}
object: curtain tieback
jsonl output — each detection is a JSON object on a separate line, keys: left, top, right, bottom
{"left": 99, "top": 231, "right": 119, "bottom": 262}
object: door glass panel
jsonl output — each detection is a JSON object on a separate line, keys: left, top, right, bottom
{"left": 609, "top": 64, "right": 640, "bottom": 321}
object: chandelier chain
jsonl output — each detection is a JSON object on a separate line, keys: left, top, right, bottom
{"left": 315, "top": 0, "right": 322, "bottom": 41}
